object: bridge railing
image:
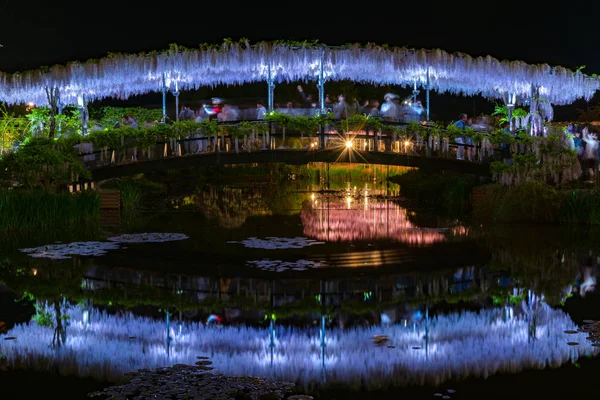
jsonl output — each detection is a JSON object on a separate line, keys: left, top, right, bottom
{"left": 78, "top": 120, "right": 506, "bottom": 170}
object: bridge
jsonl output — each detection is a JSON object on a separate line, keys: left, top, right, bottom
{"left": 84, "top": 134, "right": 494, "bottom": 181}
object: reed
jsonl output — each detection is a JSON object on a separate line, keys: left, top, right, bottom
{"left": 559, "top": 188, "right": 600, "bottom": 225}
{"left": 0, "top": 189, "right": 99, "bottom": 232}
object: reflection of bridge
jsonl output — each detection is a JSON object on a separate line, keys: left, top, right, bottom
{"left": 86, "top": 136, "right": 492, "bottom": 181}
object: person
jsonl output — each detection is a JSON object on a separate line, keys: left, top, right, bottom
{"left": 256, "top": 101, "right": 267, "bottom": 120}
{"left": 127, "top": 116, "right": 139, "bottom": 129}
{"left": 453, "top": 113, "right": 468, "bottom": 160}
{"left": 582, "top": 127, "right": 598, "bottom": 182}
{"left": 380, "top": 93, "right": 400, "bottom": 121}
{"left": 332, "top": 93, "right": 351, "bottom": 119}
{"left": 203, "top": 98, "right": 223, "bottom": 121}
{"left": 297, "top": 85, "right": 315, "bottom": 106}
{"left": 178, "top": 105, "right": 195, "bottom": 121}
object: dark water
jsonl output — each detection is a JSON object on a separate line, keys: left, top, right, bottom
{"left": 1, "top": 164, "right": 599, "bottom": 399}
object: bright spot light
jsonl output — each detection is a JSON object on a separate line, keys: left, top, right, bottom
{"left": 404, "top": 141, "right": 411, "bottom": 146}
{"left": 311, "top": 193, "right": 315, "bottom": 201}
{"left": 27, "top": 102, "right": 34, "bottom": 107}
{"left": 345, "top": 140, "right": 353, "bottom": 148}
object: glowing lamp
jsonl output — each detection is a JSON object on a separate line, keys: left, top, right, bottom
{"left": 345, "top": 140, "right": 353, "bottom": 148}
{"left": 404, "top": 141, "right": 411, "bottom": 147}
{"left": 27, "top": 102, "right": 34, "bottom": 107}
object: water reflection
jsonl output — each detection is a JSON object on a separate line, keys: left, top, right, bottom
{"left": 2, "top": 166, "right": 600, "bottom": 394}
{"left": 1, "top": 258, "right": 599, "bottom": 389}
{"left": 301, "top": 193, "right": 450, "bottom": 245}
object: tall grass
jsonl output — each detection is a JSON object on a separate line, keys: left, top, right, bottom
{"left": 472, "top": 182, "right": 561, "bottom": 223}
{"left": 0, "top": 189, "right": 99, "bottom": 232}
{"left": 389, "top": 170, "right": 478, "bottom": 215}
{"left": 560, "top": 188, "right": 600, "bottom": 225}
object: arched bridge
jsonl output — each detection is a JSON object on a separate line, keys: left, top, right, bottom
{"left": 83, "top": 135, "right": 493, "bottom": 181}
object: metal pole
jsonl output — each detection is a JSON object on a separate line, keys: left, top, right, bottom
{"left": 426, "top": 67, "right": 430, "bottom": 122}
{"left": 267, "top": 64, "right": 275, "bottom": 113}
{"left": 162, "top": 73, "right": 167, "bottom": 123}
{"left": 318, "top": 50, "right": 326, "bottom": 112}
{"left": 412, "top": 81, "right": 419, "bottom": 104}
{"left": 174, "top": 81, "right": 180, "bottom": 122}
{"left": 79, "top": 94, "right": 88, "bottom": 137}
{"left": 319, "top": 280, "right": 326, "bottom": 383}
{"left": 317, "top": 49, "right": 326, "bottom": 149}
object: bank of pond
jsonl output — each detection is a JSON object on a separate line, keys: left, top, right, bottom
{"left": 2, "top": 162, "right": 600, "bottom": 234}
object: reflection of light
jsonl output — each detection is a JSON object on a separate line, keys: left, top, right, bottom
{"left": 0, "top": 303, "right": 592, "bottom": 390}
{"left": 301, "top": 201, "right": 451, "bottom": 245}
{"left": 32, "top": 269, "right": 37, "bottom": 276}
{"left": 311, "top": 193, "right": 315, "bottom": 201}
{"left": 345, "top": 140, "right": 353, "bottom": 148}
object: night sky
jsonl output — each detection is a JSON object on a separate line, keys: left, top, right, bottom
{"left": 1, "top": 2, "right": 599, "bottom": 121}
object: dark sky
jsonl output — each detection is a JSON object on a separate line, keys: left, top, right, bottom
{"left": 1, "top": 2, "right": 599, "bottom": 120}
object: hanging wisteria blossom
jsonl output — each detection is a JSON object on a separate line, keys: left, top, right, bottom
{"left": 228, "top": 237, "right": 325, "bottom": 249}
{"left": 246, "top": 259, "right": 327, "bottom": 272}
{"left": 0, "top": 42, "right": 597, "bottom": 107}
{"left": 107, "top": 232, "right": 189, "bottom": 243}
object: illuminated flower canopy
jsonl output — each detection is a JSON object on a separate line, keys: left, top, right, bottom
{"left": 0, "top": 42, "right": 597, "bottom": 106}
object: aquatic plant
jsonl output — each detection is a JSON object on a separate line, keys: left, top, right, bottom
{"left": 227, "top": 237, "right": 325, "bottom": 249}
{"left": 0, "top": 190, "right": 99, "bottom": 232}
{"left": 559, "top": 188, "right": 600, "bottom": 225}
{"left": 19, "top": 233, "right": 189, "bottom": 259}
{"left": 246, "top": 259, "right": 327, "bottom": 272}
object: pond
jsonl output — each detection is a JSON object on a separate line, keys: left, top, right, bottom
{"left": 1, "top": 163, "right": 599, "bottom": 399}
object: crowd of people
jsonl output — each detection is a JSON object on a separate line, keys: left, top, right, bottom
{"left": 568, "top": 124, "right": 600, "bottom": 182}
{"left": 151, "top": 86, "right": 429, "bottom": 124}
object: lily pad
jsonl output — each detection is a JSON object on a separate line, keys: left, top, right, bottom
{"left": 246, "top": 258, "right": 327, "bottom": 272}
{"left": 228, "top": 236, "right": 325, "bottom": 249}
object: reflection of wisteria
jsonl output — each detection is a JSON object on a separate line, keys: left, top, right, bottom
{"left": 247, "top": 259, "right": 327, "bottom": 272}
{"left": 1, "top": 305, "right": 596, "bottom": 388}
{"left": 301, "top": 200, "right": 450, "bottom": 245}
{"left": 228, "top": 237, "right": 325, "bottom": 249}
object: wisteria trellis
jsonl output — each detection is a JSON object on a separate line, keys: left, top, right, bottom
{"left": 0, "top": 42, "right": 597, "bottom": 107}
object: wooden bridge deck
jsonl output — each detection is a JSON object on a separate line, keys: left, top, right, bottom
{"left": 89, "top": 148, "right": 491, "bottom": 181}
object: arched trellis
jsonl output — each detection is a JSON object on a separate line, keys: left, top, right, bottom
{"left": 0, "top": 42, "right": 597, "bottom": 108}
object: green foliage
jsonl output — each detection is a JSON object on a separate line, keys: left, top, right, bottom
{"left": 103, "top": 175, "right": 166, "bottom": 211}
{"left": 0, "top": 105, "right": 31, "bottom": 154}
{"left": 90, "top": 106, "right": 163, "bottom": 128}
{"left": 492, "top": 104, "right": 528, "bottom": 125}
{"left": 24, "top": 106, "right": 82, "bottom": 138}
{"left": 0, "top": 189, "right": 99, "bottom": 232}
{"left": 389, "top": 170, "right": 478, "bottom": 214}
{"left": 32, "top": 305, "right": 54, "bottom": 327}
{"left": 0, "top": 137, "right": 89, "bottom": 189}
{"left": 559, "top": 188, "right": 600, "bottom": 225}
{"left": 472, "top": 182, "right": 561, "bottom": 223}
